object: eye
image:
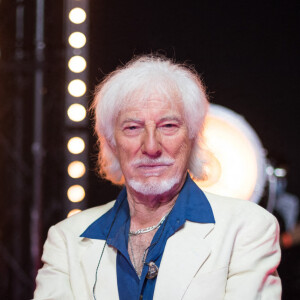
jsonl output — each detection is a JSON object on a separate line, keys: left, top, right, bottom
{"left": 127, "top": 126, "right": 138, "bottom": 130}
{"left": 161, "top": 122, "right": 179, "bottom": 129}
{"left": 123, "top": 124, "right": 142, "bottom": 136}
{"left": 160, "top": 122, "right": 179, "bottom": 134}
{"left": 163, "top": 123, "right": 176, "bottom": 128}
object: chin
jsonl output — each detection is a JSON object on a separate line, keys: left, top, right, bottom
{"left": 127, "top": 175, "right": 181, "bottom": 196}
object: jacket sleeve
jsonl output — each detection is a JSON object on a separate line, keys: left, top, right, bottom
{"left": 33, "top": 225, "right": 74, "bottom": 300}
{"left": 225, "top": 209, "right": 282, "bottom": 299}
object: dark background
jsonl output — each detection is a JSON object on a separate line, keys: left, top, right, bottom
{"left": 0, "top": 0, "right": 299, "bottom": 299}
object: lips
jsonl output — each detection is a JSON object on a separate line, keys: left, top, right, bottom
{"left": 132, "top": 158, "right": 175, "bottom": 167}
{"left": 137, "top": 164, "right": 171, "bottom": 176}
{"left": 138, "top": 163, "right": 172, "bottom": 168}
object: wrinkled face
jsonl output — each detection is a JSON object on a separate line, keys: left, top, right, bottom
{"left": 113, "top": 96, "right": 193, "bottom": 196}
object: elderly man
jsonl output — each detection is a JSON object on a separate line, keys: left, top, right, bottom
{"left": 34, "top": 55, "right": 281, "bottom": 299}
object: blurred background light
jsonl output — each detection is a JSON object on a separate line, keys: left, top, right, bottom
{"left": 67, "top": 208, "right": 82, "bottom": 218}
{"left": 68, "top": 55, "right": 87, "bottom": 73}
{"left": 68, "top": 79, "right": 86, "bottom": 97}
{"left": 67, "top": 137, "right": 85, "bottom": 154}
{"left": 63, "top": 0, "right": 89, "bottom": 224}
{"left": 69, "top": 7, "right": 86, "bottom": 24}
{"left": 266, "top": 165, "right": 274, "bottom": 176}
{"left": 68, "top": 31, "right": 86, "bottom": 48}
{"left": 194, "top": 104, "right": 266, "bottom": 203}
{"left": 68, "top": 160, "right": 86, "bottom": 178}
{"left": 67, "top": 103, "right": 86, "bottom": 122}
{"left": 275, "top": 168, "right": 287, "bottom": 177}
{"left": 67, "top": 185, "right": 85, "bottom": 202}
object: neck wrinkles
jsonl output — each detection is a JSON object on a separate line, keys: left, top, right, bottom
{"left": 126, "top": 182, "right": 182, "bottom": 231}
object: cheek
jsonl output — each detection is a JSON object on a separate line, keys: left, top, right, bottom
{"left": 115, "top": 138, "right": 140, "bottom": 162}
{"left": 167, "top": 137, "right": 192, "bottom": 161}
{"left": 179, "top": 143, "right": 192, "bottom": 166}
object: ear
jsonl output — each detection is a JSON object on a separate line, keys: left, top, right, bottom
{"left": 99, "top": 135, "right": 117, "bottom": 155}
{"left": 106, "top": 137, "right": 118, "bottom": 156}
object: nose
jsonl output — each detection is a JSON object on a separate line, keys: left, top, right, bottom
{"left": 141, "top": 127, "right": 162, "bottom": 158}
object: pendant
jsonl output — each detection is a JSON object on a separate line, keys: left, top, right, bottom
{"left": 146, "top": 261, "right": 159, "bottom": 279}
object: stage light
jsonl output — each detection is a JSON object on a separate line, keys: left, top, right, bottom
{"left": 67, "top": 208, "right": 82, "bottom": 218}
{"left": 266, "top": 165, "right": 274, "bottom": 176}
{"left": 69, "top": 7, "right": 86, "bottom": 24}
{"left": 67, "top": 185, "right": 85, "bottom": 202}
{"left": 67, "top": 137, "right": 85, "bottom": 154}
{"left": 67, "top": 103, "right": 86, "bottom": 122}
{"left": 274, "top": 168, "right": 287, "bottom": 177}
{"left": 64, "top": 0, "right": 89, "bottom": 214}
{"left": 68, "top": 55, "right": 87, "bottom": 73}
{"left": 68, "top": 160, "right": 86, "bottom": 178}
{"left": 68, "top": 79, "right": 86, "bottom": 97}
{"left": 194, "top": 104, "right": 266, "bottom": 203}
{"left": 68, "top": 32, "right": 86, "bottom": 48}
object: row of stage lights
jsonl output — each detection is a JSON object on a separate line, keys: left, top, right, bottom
{"left": 65, "top": 2, "right": 89, "bottom": 217}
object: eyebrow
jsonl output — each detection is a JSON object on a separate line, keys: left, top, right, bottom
{"left": 158, "top": 116, "right": 183, "bottom": 124}
{"left": 120, "top": 118, "right": 144, "bottom": 126}
{"left": 120, "top": 115, "right": 183, "bottom": 127}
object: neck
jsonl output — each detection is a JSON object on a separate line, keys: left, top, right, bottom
{"left": 126, "top": 180, "right": 185, "bottom": 230}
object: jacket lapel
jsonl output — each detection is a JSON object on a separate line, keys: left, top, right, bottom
{"left": 153, "top": 221, "right": 214, "bottom": 300}
{"left": 80, "top": 238, "right": 119, "bottom": 299}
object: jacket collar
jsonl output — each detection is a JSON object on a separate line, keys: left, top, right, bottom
{"left": 153, "top": 221, "right": 214, "bottom": 299}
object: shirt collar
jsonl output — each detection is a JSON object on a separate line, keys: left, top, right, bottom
{"left": 167, "top": 173, "right": 215, "bottom": 231}
{"left": 80, "top": 173, "right": 215, "bottom": 240}
{"left": 80, "top": 187, "right": 129, "bottom": 240}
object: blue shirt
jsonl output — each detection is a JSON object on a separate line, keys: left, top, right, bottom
{"left": 81, "top": 174, "right": 215, "bottom": 300}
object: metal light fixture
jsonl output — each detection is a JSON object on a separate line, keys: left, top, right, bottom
{"left": 194, "top": 104, "right": 267, "bottom": 204}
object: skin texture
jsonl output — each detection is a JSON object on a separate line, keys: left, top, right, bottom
{"left": 112, "top": 96, "right": 193, "bottom": 229}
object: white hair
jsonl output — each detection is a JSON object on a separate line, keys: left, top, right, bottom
{"left": 91, "top": 54, "right": 209, "bottom": 185}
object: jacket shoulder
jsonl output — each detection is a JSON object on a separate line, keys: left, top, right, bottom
{"left": 53, "top": 200, "right": 116, "bottom": 236}
{"left": 204, "top": 192, "right": 276, "bottom": 223}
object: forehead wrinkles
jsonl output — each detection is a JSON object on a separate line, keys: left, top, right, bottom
{"left": 119, "top": 95, "right": 184, "bottom": 116}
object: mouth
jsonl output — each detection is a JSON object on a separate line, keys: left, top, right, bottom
{"left": 137, "top": 164, "right": 172, "bottom": 176}
{"left": 138, "top": 163, "right": 172, "bottom": 168}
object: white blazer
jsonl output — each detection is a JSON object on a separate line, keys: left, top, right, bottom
{"left": 33, "top": 192, "right": 281, "bottom": 300}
